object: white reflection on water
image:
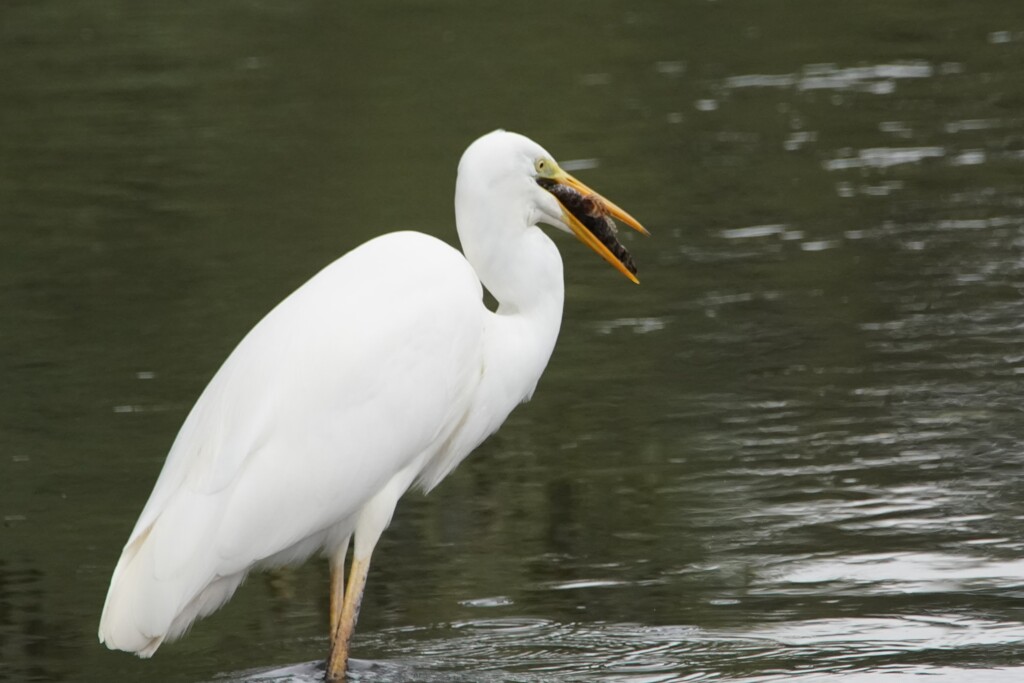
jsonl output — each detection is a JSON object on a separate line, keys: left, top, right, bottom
{"left": 724, "top": 62, "right": 933, "bottom": 94}
{"left": 836, "top": 180, "right": 905, "bottom": 197}
{"left": 823, "top": 147, "right": 945, "bottom": 171}
{"left": 950, "top": 150, "right": 987, "bottom": 166}
{"left": 944, "top": 119, "right": 1004, "bottom": 133}
{"left": 594, "top": 317, "right": 669, "bottom": 335}
{"left": 719, "top": 224, "right": 789, "bottom": 240}
{"left": 714, "top": 59, "right": 1024, "bottom": 180}
{"left": 757, "top": 552, "right": 1024, "bottom": 595}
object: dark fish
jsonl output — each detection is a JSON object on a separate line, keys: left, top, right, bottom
{"left": 537, "top": 178, "right": 638, "bottom": 277}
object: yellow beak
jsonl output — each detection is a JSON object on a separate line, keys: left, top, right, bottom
{"left": 540, "top": 169, "right": 648, "bottom": 284}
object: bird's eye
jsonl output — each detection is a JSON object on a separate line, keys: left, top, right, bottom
{"left": 535, "top": 158, "right": 549, "bottom": 175}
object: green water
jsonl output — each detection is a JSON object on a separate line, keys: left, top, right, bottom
{"left": 3, "top": 1, "right": 1024, "bottom": 681}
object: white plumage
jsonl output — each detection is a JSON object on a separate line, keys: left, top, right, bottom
{"left": 98, "top": 130, "right": 644, "bottom": 677}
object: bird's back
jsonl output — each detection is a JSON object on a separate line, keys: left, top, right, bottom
{"left": 99, "top": 231, "right": 487, "bottom": 655}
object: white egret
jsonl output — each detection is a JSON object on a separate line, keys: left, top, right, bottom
{"left": 98, "top": 130, "right": 647, "bottom": 681}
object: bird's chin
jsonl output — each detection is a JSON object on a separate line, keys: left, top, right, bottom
{"left": 535, "top": 206, "right": 574, "bottom": 236}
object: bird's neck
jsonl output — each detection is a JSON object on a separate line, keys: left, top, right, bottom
{"left": 455, "top": 183, "right": 565, "bottom": 319}
{"left": 455, "top": 185, "right": 565, "bottom": 401}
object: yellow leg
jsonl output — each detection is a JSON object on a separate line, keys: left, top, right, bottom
{"left": 328, "top": 541, "right": 349, "bottom": 648}
{"left": 325, "top": 554, "right": 371, "bottom": 682}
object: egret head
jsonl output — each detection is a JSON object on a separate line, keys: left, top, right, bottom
{"left": 458, "top": 130, "right": 648, "bottom": 283}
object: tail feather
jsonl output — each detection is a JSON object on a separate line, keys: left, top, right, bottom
{"left": 98, "top": 493, "right": 243, "bottom": 656}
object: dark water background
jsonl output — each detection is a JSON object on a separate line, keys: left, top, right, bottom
{"left": 3, "top": 1, "right": 1024, "bottom": 681}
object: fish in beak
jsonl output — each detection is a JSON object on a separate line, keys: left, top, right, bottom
{"left": 537, "top": 168, "right": 648, "bottom": 284}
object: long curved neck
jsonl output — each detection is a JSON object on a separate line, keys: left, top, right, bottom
{"left": 456, "top": 176, "right": 564, "bottom": 316}
{"left": 412, "top": 166, "right": 567, "bottom": 493}
{"left": 455, "top": 175, "right": 565, "bottom": 402}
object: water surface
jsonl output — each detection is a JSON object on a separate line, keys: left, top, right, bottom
{"left": 3, "top": 1, "right": 1024, "bottom": 681}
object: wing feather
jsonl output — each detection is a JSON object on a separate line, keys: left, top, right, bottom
{"left": 100, "top": 231, "right": 486, "bottom": 653}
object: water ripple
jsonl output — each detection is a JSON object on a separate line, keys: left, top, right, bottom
{"left": 216, "top": 614, "right": 1024, "bottom": 682}
{"left": 724, "top": 62, "right": 934, "bottom": 94}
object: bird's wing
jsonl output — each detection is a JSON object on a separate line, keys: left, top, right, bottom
{"left": 119, "top": 230, "right": 485, "bottom": 578}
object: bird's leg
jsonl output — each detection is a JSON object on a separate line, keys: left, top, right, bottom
{"left": 327, "top": 538, "right": 350, "bottom": 658}
{"left": 326, "top": 481, "right": 402, "bottom": 680}
{"left": 325, "top": 553, "right": 372, "bottom": 682}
